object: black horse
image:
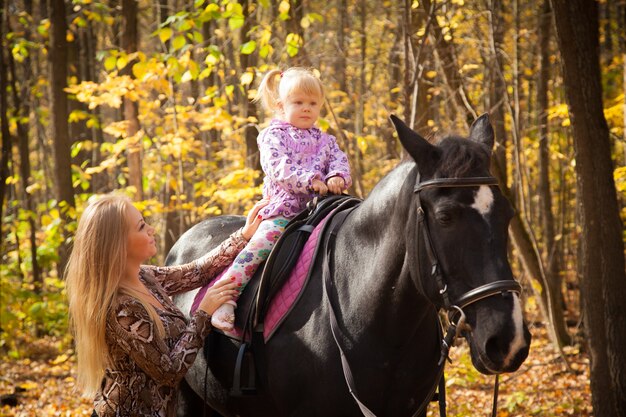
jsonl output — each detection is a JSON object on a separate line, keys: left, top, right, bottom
{"left": 166, "top": 115, "right": 531, "bottom": 417}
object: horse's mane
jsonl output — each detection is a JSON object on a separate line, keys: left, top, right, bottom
{"left": 434, "top": 135, "right": 490, "bottom": 178}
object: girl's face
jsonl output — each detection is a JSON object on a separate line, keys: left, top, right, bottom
{"left": 126, "top": 205, "right": 157, "bottom": 263}
{"left": 280, "top": 91, "right": 323, "bottom": 129}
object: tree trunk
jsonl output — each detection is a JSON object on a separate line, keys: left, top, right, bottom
{"left": 420, "top": 0, "right": 476, "bottom": 127}
{"left": 406, "top": 0, "right": 431, "bottom": 135}
{"left": 352, "top": 0, "right": 366, "bottom": 197}
{"left": 157, "top": 0, "right": 181, "bottom": 255}
{"left": 241, "top": 0, "right": 261, "bottom": 177}
{"left": 620, "top": 0, "right": 626, "bottom": 167}
{"left": 537, "top": 0, "right": 571, "bottom": 347}
{"left": 81, "top": 17, "right": 106, "bottom": 192}
{"left": 552, "top": 1, "right": 626, "bottom": 415}
{"left": 337, "top": 0, "right": 348, "bottom": 93}
{"left": 48, "top": 0, "right": 75, "bottom": 275}
{"left": 7, "top": 4, "right": 42, "bottom": 288}
{"left": 486, "top": 0, "right": 569, "bottom": 352}
{"left": 489, "top": 0, "right": 507, "bottom": 181}
{"left": 0, "top": 0, "right": 10, "bottom": 236}
{"left": 122, "top": 0, "right": 143, "bottom": 199}
{"left": 287, "top": 0, "right": 309, "bottom": 66}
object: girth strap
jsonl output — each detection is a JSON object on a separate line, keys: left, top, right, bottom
{"left": 322, "top": 208, "right": 375, "bottom": 416}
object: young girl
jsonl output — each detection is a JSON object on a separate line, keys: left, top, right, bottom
{"left": 65, "top": 193, "right": 267, "bottom": 417}
{"left": 211, "top": 67, "right": 352, "bottom": 331}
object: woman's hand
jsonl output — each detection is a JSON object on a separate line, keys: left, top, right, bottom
{"left": 311, "top": 178, "right": 328, "bottom": 196}
{"left": 326, "top": 176, "right": 346, "bottom": 195}
{"left": 198, "top": 279, "right": 240, "bottom": 315}
{"left": 241, "top": 199, "right": 270, "bottom": 240}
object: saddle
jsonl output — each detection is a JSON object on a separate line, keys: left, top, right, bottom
{"left": 198, "top": 195, "right": 362, "bottom": 397}
{"left": 229, "top": 194, "right": 362, "bottom": 338}
{"left": 192, "top": 195, "right": 362, "bottom": 397}
{"left": 254, "top": 195, "right": 360, "bottom": 326}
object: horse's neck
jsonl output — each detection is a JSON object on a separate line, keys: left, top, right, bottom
{"left": 333, "top": 163, "right": 431, "bottom": 336}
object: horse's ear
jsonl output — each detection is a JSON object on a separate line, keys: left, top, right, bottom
{"left": 469, "top": 113, "right": 495, "bottom": 150}
{"left": 389, "top": 115, "right": 438, "bottom": 171}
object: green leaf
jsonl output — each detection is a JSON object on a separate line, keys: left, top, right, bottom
{"left": 259, "top": 45, "right": 270, "bottom": 58}
{"left": 240, "top": 40, "right": 257, "bottom": 55}
{"left": 172, "top": 35, "right": 186, "bottom": 51}
{"left": 308, "top": 13, "right": 324, "bottom": 22}
{"left": 192, "top": 31, "right": 204, "bottom": 44}
{"left": 178, "top": 19, "right": 193, "bottom": 32}
{"left": 286, "top": 33, "right": 302, "bottom": 57}
{"left": 29, "top": 302, "right": 43, "bottom": 316}
{"left": 229, "top": 16, "right": 244, "bottom": 30}
{"left": 225, "top": 84, "right": 235, "bottom": 98}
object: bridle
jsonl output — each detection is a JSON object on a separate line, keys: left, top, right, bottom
{"left": 322, "top": 173, "right": 522, "bottom": 417}
{"left": 413, "top": 174, "right": 521, "bottom": 330}
{"left": 413, "top": 173, "right": 522, "bottom": 417}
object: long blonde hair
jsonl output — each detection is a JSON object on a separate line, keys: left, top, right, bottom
{"left": 254, "top": 67, "right": 325, "bottom": 115}
{"left": 65, "top": 193, "right": 163, "bottom": 396}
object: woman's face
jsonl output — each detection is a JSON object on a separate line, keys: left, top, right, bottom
{"left": 126, "top": 204, "right": 157, "bottom": 263}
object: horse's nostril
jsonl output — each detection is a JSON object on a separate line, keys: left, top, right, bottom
{"left": 484, "top": 335, "right": 507, "bottom": 366}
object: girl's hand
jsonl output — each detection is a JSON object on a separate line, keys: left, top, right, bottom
{"left": 311, "top": 178, "right": 328, "bottom": 196}
{"left": 326, "top": 176, "right": 346, "bottom": 194}
{"left": 242, "top": 199, "right": 270, "bottom": 240}
{"left": 198, "top": 279, "right": 239, "bottom": 315}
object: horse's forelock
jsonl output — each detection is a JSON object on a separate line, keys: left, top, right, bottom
{"left": 435, "top": 137, "right": 490, "bottom": 178}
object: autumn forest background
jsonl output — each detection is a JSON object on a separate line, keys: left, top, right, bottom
{"left": 1, "top": 0, "right": 625, "bottom": 416}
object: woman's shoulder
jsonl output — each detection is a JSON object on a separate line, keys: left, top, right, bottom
{"left": 139, "top": 265, "right": 159, "bottom": 284}
{"left": 110, "top": 293, "right": 143, "bottom": 316}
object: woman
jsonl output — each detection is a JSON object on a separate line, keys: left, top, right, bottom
{"left": 65, "top": 193, "right": 268, "bottom": 416}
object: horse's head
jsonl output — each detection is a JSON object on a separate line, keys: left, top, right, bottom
{"left": 391, "top": 114, "right": 530, "bottom": 375}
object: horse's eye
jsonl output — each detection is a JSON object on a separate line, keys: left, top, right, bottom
{"left": 435, "top": 211, "right": 453, "bottom": 225}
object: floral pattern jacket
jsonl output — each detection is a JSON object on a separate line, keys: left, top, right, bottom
{"left": 258, "top": 119, "right": 352, "bottom": 219}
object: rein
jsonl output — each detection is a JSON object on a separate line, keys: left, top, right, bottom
{"left": 322, "top": 174, "right": 521, "bottom": 417}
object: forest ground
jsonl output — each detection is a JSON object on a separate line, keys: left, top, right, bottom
{"left": 0, "top": 322, "right": 592, "bottom": 417}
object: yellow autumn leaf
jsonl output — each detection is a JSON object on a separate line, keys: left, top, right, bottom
{"left": 104, "top": 56, "right": 117, "bottom": 72}
{"left": 159, "top": 27, "right": 173, "bottom": 43}
{"left": 19, "top": 381, "right": 39, "bottom": 390}
{"left": 181, "top": 70, "right": 193, "bottom": 83}
{"left": 116, "top": 55, "right": 128, "bottom": 70}
{"left": 240, "top": 71, "right": 254, "bottom": 86}
{"left": 172, "top": 35, "right": 186, "bottom": 51}
{"left": 132, "top": 61, "right": 147, "bottom": 80}
{"left": 279, "top": 0, "right": 290, "bottom": 14}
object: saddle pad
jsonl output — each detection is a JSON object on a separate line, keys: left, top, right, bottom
{"left": 189, "top": 214, "right": 330, "bottom": 341}
{"left": 262, "top": 214, "right": 327, "bottom": 342}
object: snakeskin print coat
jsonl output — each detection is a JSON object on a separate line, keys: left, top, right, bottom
{"left": 93, "top": 230, "right": 247, "bottom": 417}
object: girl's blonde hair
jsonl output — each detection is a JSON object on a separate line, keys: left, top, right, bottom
{"left": 254, "top": 67, "right": 325, "bottom": 114}
{"left": 65, "top": 193, "right": 164, "bottom": 397}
